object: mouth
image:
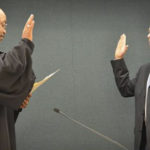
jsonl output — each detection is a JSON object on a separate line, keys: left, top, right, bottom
{"left": 0, "top": 35, "right": 4, "bottom": 41}
{"left": 0, "top": 34, "right": 5, "bottom": 38}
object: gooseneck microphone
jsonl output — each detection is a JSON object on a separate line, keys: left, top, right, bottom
{"left": 53, "top": 108, "right": 128, "bottom": 150}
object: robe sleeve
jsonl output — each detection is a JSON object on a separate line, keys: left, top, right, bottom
{"left": 14, "top": 109, "right": 22, "bottom": 123}
{"left": 0, "top": 38, "right": 36, "bottom": 110}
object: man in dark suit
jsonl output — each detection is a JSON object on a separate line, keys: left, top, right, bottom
{"left": 111, "top": 31, "right": 150, "bottom": 150}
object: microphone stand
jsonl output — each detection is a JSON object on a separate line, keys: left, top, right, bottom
{"left": 53, "top": 108, "right": 128, "bottom": 150}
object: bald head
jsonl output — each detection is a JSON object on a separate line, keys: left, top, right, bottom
{"left": 0, "top": 9, "right": 6, "bottom": 41}
{"left": 0, "top": 9, "right": 6, "bottom": 20}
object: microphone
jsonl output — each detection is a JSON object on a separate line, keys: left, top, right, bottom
{"left": 53, "top": 108, "right": 128, "bottom": 150}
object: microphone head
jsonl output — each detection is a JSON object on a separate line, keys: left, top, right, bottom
{"left": 53, "top": 108, "right": 60, "bottom": 113}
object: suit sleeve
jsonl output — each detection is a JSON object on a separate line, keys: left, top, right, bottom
{"left": 111, "top": 58, "right": 138, "bottom": 97}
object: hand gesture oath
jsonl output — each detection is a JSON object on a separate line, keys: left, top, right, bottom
{"left": 115, "top": 34, "right": 128, "bottom": 59}
{"left": 22, "top": 14, "right": 35, "bottom": 41}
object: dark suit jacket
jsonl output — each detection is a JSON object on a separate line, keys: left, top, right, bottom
{"left": 111, "top": 58, "right": 150, "bottom": 150}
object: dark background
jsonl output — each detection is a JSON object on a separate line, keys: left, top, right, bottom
{"left": 1, "top": 0, "right": 150, "bottom": 150}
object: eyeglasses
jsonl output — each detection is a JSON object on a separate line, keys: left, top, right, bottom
{"left": 0, "top": 23, "right": 7, "bottom": 29}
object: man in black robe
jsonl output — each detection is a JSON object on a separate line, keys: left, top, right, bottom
{"left": 111, "top": 31, "right": 150, "bottom": 150}
{"left": 0, "top": 9, "right": 36, "bottom": 150}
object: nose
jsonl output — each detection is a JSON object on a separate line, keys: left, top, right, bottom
{"left": 3, "top": 29, "right": 6, "bottom": 35}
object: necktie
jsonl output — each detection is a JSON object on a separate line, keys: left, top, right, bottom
{"left": 145, "top": 74, "right": 150, "bottom": 121}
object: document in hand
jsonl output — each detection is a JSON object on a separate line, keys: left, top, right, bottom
{"left": 31, "top": 69, "right": 60, "bottom": 94}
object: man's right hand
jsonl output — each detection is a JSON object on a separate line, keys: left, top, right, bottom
{"left": 115, "top": 34, "right": 128, "bottom": 60}
{"left": 22, "top": 14, "right": 35, "bottom": 41}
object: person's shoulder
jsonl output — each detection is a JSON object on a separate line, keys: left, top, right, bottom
{"left": 141, "top": 62, "right": 150, "bottom": 68}
{"left": 0, "top": 51, "right": 4, "bottom": 54}
{"left": 138, "top": 62, "right": 150, "bottom": 72}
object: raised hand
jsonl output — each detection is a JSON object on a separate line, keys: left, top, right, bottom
{"left": 22, "top": 14, "right": 35, "bottom": 41}
{"left": 115, "top": 34, "right": 128, "bottom": 60}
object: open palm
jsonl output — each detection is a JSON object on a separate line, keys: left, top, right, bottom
{"left": 115, "top": 34, "right": 128, "bottom": 59}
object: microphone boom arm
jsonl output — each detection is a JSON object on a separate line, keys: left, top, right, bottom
{"left": 54, "top": 108, "right": 128, "bottom": 150}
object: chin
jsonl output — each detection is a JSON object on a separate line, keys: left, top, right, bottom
{"left": 0, "top": 37, "right": 4, "bottom": 42}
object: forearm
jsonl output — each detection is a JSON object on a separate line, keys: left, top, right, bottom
{"left": 111, "top": 58, "right": 135, "bottom": 97}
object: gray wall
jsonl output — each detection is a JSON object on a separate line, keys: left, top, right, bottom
{"left": 1, "top": 0, "right": 150, "bottom": 150}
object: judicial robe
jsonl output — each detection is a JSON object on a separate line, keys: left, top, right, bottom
{"left": 111, "top": 58, "right": 150, "bottom": 150}
{"left": 0, "top": 38, "right": 36, "bottom": 150}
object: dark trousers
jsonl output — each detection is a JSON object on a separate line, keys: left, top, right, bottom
{"left": 140, "top": 121, "right": 147, "bottom": 150}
